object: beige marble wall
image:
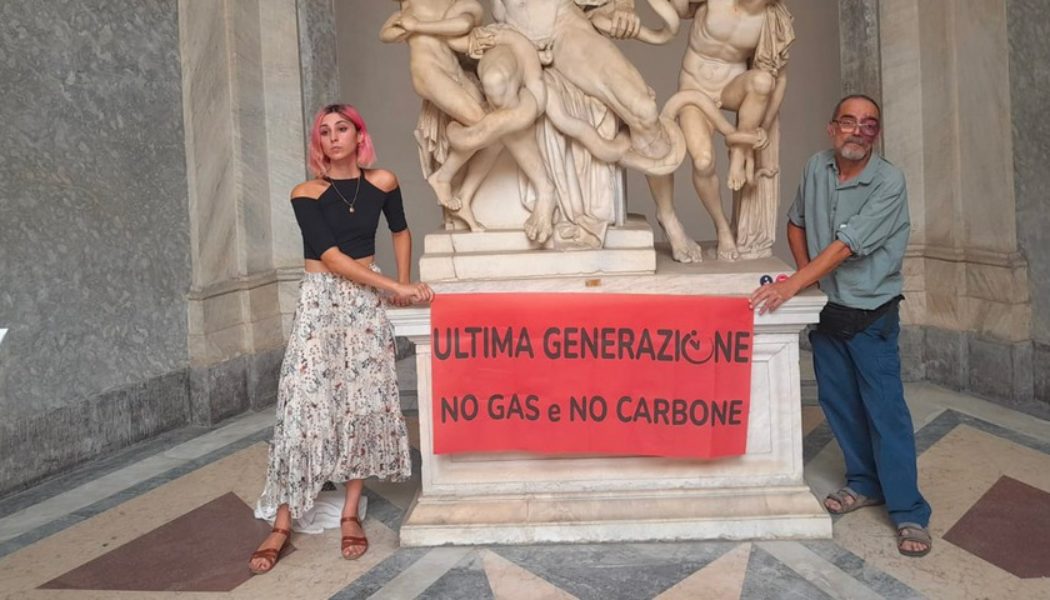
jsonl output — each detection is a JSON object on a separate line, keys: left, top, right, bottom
{"left": 179, "top": 0, "right": 306, "bottom": 395}
{"left": 880, "top": 0, "right": 1030, "bottom": 344}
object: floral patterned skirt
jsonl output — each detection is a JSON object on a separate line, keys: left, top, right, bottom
{"left": 255, "top": 270, "right": 411, "bottom": 520}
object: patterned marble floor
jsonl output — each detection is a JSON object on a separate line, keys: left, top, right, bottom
{"left": 1, "top": 353, "right": 1049, "bottom": 599}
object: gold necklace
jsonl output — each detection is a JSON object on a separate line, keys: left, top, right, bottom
{"left": 326, "top": 175, "right": 361, "bottom": 214}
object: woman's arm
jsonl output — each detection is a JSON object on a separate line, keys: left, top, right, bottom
{"left": 392, "top": 229, "right": 412, "bottom": 284}
{"left": 389, "top": 229, "right": 414, "bottom": 306}
{"left": 319, "top": 247, "right": 429, "bottom": 302}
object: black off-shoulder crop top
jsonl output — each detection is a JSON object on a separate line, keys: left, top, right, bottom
{"left": 290, "top": 175, "right": 408, "bottom": 260}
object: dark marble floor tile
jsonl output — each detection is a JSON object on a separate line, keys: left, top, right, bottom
{"left": 740, "top": 546, "right": 833, "bottom": 600}
{"left": 953, "top": 412, "right": 1050, "bottom": 456}
{"left": 0, "top": 514, "right": 86, "bottom": 558}
{"left": 800, "top": 540, "right": 923, "bottom": 599}
{"left": 362, "top": 488, "right": 409, "bottom": 533}
{"left": 801, "top": 381, "right": 819, "bottom": 405}
{"left": 943, "top": 475, "right": 1050, "bottom": 578}
{"left": 41, "top": 492, "right": 288, "bottom": 592}
{"left": 915, "top": 409, "right": 1050, "bottom": 458}
{"left": 913, "top": 410, "right": 962, "bottom": 455}
{"left": 328, "top": 547, "right": 430, "bottom": 600}
{"left": 803, "top": 421, "right": 835, "bottom": 463}
{"left": 419, "top": 553, "right": 495, "bottom": 600}
{"left": 493, "top": 541, "right": 735, "bottom": 600}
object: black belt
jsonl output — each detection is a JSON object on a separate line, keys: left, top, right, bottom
{"left": 816, "top": 295, "right": 904, "bottom": 340}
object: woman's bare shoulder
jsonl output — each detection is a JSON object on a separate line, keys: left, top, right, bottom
{"left": 290, "top": 178, "right": 330, "bottom": 200}
{"left": 364, "top": 169, "right": 399, "bottom": 193}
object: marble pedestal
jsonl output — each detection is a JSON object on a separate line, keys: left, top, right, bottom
{"left": 419, "top": 214, "right": 656, "bottom": 282}
{"left": 388, "top": 248, "right": 831, "bottom": 545}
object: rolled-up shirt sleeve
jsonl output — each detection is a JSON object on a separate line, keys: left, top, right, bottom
{"left": 787, "top": 186, "right": 805, "bottom": 228}
{"left": 787, "top": 167, "right": 807, "bottom": 227}
{"left": 835, "top": 177, "right": 908, "bottom": 257}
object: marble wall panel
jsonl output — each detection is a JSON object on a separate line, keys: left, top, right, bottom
{"left": 965, "top": 261, "right": 1030, "bottom": 305}
{"left": 880, "top": 0, "right": 925, "bottom": 246}
{"left": 261, "top": 0, "right": 309, "bottom": 271}
{"left": 190, "top": 356, "right": 249, "bottom": 425}
{"left": 954, "top": 0, "right": 1016, "bottom": 255}
{"left": 899, "top": 324, "right": 926, "bottom": 382}
{"left": 915, "top": 1, "right": 958, "bottom": 250}
{"left": 0, "top": 1, "right": 190, "bottom": 425}
{"left": 838, "top": 0, "right": 882, "bottom": 102}
{"left": 1008, "top": 0, "right": 1050, "bottom": 345}
{"left": 923, "top": 327, "right": 968, "bottom": 391}
{"left": 969, "top": 335, "right": 1032, "bottom": 403}
{"left": 231, "top": 0, "right": 275, "bottom": 276}
{"left": 1034, "top": 343, "right": 1050, "bottom": 405}
{"left": 179, "top": 0, "right": 243, "bottom": 288}
{"left": 248, "top": 347, "right": 285, "bottom": 410}
{"left": 297, "top": 0, "right": 339, "bottom": 149}
{"left": 0, "top": 371, "right": 189, "bottom": 494}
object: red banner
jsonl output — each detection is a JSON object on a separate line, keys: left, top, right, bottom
{"left": 430, "top": 293, "right": 754, "bottom": 458}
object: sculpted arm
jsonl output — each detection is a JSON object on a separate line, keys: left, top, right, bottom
{"left": 403, "top": 0, "right": 483, "bottom": 36}
{"left": 762, "top": 66, "right": 788, "bottom": 130}
{"left": 380, "top": 11, "right": 409, "bottom": 43}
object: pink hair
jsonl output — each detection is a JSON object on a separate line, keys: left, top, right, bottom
{"left": 307, "top": 104, "right": 377, "bottom": 177}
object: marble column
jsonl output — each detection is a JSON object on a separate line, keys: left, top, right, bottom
{"left": 876, "top": 0, "right": 1035, "bottom": 407}
{"left": 1009, "top": 0, "right": 1050, "bottom": 408}
{"left": 179, "top": 0, "right": 308, "bottom": 424}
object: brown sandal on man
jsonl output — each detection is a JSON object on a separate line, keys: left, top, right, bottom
{"left": 896, "top": 523, "right": 933, "bottom": 557}
{"left": 824, "top": 486, "right": 884, "bottom": 515}
{"left": 340, "top": 516, "right": 369, "bottom": 560}
{"left": 248, "top": 526, "right": 291, "bottom": 575}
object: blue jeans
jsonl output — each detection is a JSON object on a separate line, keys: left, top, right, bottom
{"left": 809, "top": 307, "right": 932, "bottom": 527}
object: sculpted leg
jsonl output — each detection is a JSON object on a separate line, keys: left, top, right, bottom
{"left": 476, "top": 42, "right": 556, "bottom": 243}
{"left": 682, "top": 106, "right": 738, "bottom": 261}
{"left": 647, "top": 173, "right": 703, "bottom": 263}
{"left": 448, "top": 144, "right": 504, "bottom": 231}
{"left": 428, "top": 149, "right": 472, "bottom": 211}
{"left": 721, "top": 70, "right": 774, "bottom": 191}
{"left": 501, "top": 128, "right": 556, "bottom": 244}
{"left": 413, "top": 72, "right": 488, "bottom": 210}
{"left": 551, "top": 23, "right": 669, "bottom": 159}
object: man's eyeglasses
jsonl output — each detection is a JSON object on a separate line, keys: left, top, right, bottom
{"left": 832, "top": 118, "right": 880, "bottom": 137}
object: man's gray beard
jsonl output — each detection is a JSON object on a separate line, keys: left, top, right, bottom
{"left": 839, "top": 144, "right": 868, "bottom": 161}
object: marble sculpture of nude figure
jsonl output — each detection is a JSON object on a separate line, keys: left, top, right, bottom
{"left": 648, "top": 0, "right": 793, "bottom": 262}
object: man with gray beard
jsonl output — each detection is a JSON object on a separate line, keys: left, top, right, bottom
{"left": 749, "top": 95, "right": 932, "bottom": 557}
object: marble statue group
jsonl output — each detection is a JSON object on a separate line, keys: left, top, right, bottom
{"left": 382, "top": 0, "right": 794, "bottom": 261}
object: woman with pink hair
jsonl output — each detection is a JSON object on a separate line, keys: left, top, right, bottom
{"left": 249, "top": 104, "right": 433, "bottom": 574}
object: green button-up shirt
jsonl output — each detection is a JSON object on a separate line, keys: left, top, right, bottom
{"left": 787, "top": 150, "right": 910, "bottom": 310}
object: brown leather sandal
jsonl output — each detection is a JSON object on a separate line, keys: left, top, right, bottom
{"left": 340, "top": 516, "right": 369, "bottom": 560}
{"left": 248, "top": 527, "right": 291, "bottom": 575}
